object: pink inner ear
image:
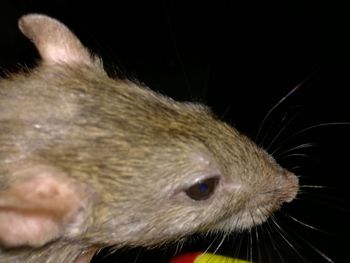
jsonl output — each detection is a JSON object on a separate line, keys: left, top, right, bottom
{"left": 19, "top": 14, "right": 95, "bottom": 66}
{"left": 0, "top": 207, "right": 61, "bottom": 247}
{"left": 0, "top": 172, "right": 85, "bottom": 248}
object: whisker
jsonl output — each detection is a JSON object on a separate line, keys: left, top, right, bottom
{"left": 300, "top": 185, "right": 329, "bottom": 189}
{"left": 173, "top": 239, "right": 185, "bottom": 258}
{"left": 216, "top": 216, "right": 240, "bottom": 261}
{"left": 265, "top": 219, "right": 286, "bottom": 263}
{"left": 272, "top": 142, "right": 315, "bottom": 158}
{"left": 296, "top": 235, "right": 334, "bottom": 263}
{"left": 244, "top": 230, "right": 249, "bottom": 263}
{"left": 249, "top": 229, "right": 253, "bottom": 263}
{"left": 254, "top": 227, "right": 262, "bottom": 263}
{"left": 195, "top": 232, "right": 225, "bottom": 263}
{"left": 227, "top": 232, "right": 239, "bottom": 262}
{"left": 259, "top": 208, "right": 286, "bottom": 262}
{"left": 272, "top": 122, "right": 350, "bottom": 154}
{"left": 201, "top": 233, "right": 220, "bottom": 255}
{"left": 278, "top": 213, "right": 335, "bottom": 263}
{"left": 247, "top": 210, "right": 256, "bottom": 262}
{"left": 264, "top": 110, "right": 301, "bottom": 151}
{"left": 219, "top": 105, "right": 232, "bottom": 121}
{"left": 94, "top": 247, "right": 118, "bottom": 262}
{"left": 283, "top": 213, "right": 335, "bottom": 236}
{"left": 258, "top": 224, "right": 273, "bottom": 263}
{"left": 256, "top": 77, "right": 309, "bottom": 143}
{"left": 259, "top": 110, "right": 288, "bottom": 149}
{"left": 132, "top": 248, "right": 143, "bottom": 263}
{"left": 278, "top": 153, "right": 310, "bottom": 161}
{"left": 270, "top": 215, "right": 309, "bottom": 262}
{"left": 234, "top": 217, "right": 243, "bottom": 260}
{"left": 233, "top": 230, "right": 244, "bottom": 261}
{"left": 290, "top": 165, "right": 304, "bottom": 172}
{"left": 207, "top": 233, "right": 226, "bottom": 263}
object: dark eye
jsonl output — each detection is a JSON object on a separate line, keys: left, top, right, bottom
{"left": 185, "top": 177, "right": 219, "bottom": 201}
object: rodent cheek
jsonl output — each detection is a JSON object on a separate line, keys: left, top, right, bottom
{"left": 220, "top": 177, "right": 243, "bottom": 192}
{"left": 213, "top": 178, "right": 247, "bottom": 213}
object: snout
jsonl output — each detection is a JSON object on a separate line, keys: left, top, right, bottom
{"left": 281, "top": 170, "right": 299, "bottom": 203}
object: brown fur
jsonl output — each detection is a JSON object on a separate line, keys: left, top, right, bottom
{"left": 0, "top": 14, "right": 298, "bottom": 262}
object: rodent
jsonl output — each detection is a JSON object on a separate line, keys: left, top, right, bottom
{"left": 0, "top": 14, "right": 299, "bottom": 263}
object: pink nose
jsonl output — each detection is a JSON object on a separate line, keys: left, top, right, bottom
{"left": 282, "top": 170, "right": 299, "bottom": 203}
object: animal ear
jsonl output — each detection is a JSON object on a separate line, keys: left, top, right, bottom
{"left": 0, "top": 165, "right": 86, "bottom": 248}
{"left": 18, "top": 14, "right": 101, "bottom": 67}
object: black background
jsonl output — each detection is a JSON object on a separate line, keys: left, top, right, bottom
{"left": 1, "top": 1, "right": 350, "bottom": 262}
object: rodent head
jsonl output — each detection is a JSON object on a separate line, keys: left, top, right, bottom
{"left": 0, "top": 14, "right": 299, "bottom": 261}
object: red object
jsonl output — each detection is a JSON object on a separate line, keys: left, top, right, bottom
{"left": 170, "top": 252, "right": 202, "bottom": 263}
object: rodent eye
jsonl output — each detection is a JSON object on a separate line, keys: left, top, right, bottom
{"left": 185, "top": 177, "right": 219, "bottom": 201}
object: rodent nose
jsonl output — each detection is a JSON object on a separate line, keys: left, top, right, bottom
{"left": 283, "top": 170, "right": 299, "bottom": 203}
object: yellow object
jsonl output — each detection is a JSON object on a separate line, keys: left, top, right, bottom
{"left": 195, "top": 253, "right": 251, "bottom": 263}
